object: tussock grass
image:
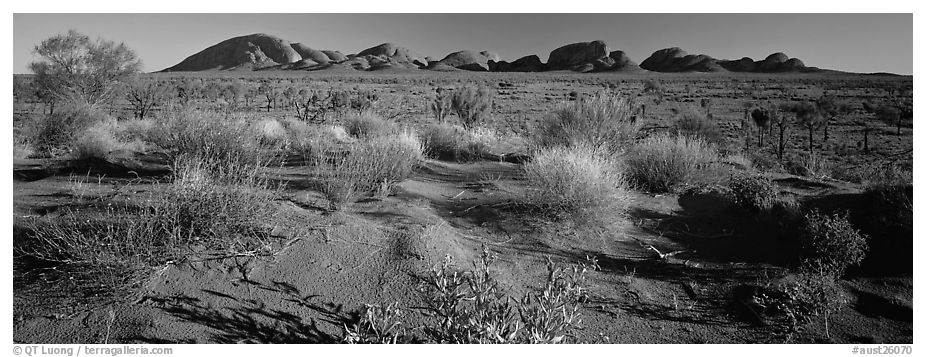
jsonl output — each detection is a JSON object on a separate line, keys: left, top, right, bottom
{"left": 624, "top": 133, "right": 721, "bottom": 193}
{"left": 342, "top": 112, "right": 399, "bottom": 139}
{"left": 17, "top": 149, "right": 284, "bottom": 298}
{"left": 420, "top": 122, "right": 488, "bottom": 162}
{"left": 71, "top": 118, "right": 148, "bottom": 160}
{"left": 533, "top": 91, "right": 640, "bottom": 154}
{"left": 523, "top": 145, "right": 631, "bottom": 221}
{"left": 320, "top": 130, "right": 423, "bottom": 210}
{"left": 674, "top": 106, "right": 723, "bottom": 144}
{"left": 162, "top": 152, "right": 281, "bottom": 252}
{"left": 147, "top": 108, "right": 263, "bottom": 165}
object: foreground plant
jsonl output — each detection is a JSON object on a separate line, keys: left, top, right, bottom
{"left": 342, "top": 248, "right": 597, "bottom": 344}
{"left": 522, "top": 145, "right": 631, "bottom": 222}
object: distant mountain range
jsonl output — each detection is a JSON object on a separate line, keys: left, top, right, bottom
{"left": 161, "top": 33, "right": 848, "bottom": 74}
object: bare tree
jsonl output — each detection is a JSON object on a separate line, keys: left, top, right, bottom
{"left": 815, "top": 95, "right": 850, "bottom": 143}
{"left": 124, "top": 76, "right": 169, "bottom": 119}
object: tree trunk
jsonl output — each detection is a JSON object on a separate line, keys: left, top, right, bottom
{"left": 808, "top": 126, "right": 814, "bottom": 155}
{"left": 863, "top": 128, "right": 870, "bottom": 154}
{"left": 777, "top": 124, "right": 786, "bottom": 160}
{"left": 823, "top": 120, "right": 830, "bottom": 142}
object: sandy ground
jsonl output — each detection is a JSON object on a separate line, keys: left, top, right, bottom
{"left": 13, "top": 153, "right": 912, "bottom": 344}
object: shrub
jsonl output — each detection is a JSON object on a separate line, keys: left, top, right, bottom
{"left": 450, "top": 85, "right": 494, "bottom": 129}
{"left": 162, "top": 151, "right": 281, "bottom": 252}
{"left": 342, "top": 112, "right": 398, "bottom": 139}
{"left": 624, "top": 133, "right": 721, "bottom": 193}
{"left": 429, "top": 87, "right": 452, "bottom": 123}
{"left": 757, "top": 273, "right": 849, "bottom": 339}
{"left": 417, "top": 251, "right": 593, "bottom": 343}
{"left": 727, "top": 172, "right": 779, "bottom": 214}
{"left": 24, "top": 101, "right": 108, "bottom": 157}
{"left": 523, "top": 145, "right": 631, "bottom": 221}
{"left": 283, "top": 120, "right": 349, "bottom": 165}
{"left": 252, "top": 117, "right": 290, "bottom": 149}
{"left": 533, "top": 91, "right": 640, "bottom": 154}
{"left": 147, "top": 108, "right": 262, "bottom": 165}
{"left": 799, "top": 210, "right": 868, "bottom": 277}
{"left": 71, "top": 119, "right": 148, "bottom": 160}
{"left": 419, "top": 122, "right": 486, "bottom": 162}
{"left": 14, "top": 138, "right": 35, "bottom": 160}
{"left": 17, "top": 203, "right": 174, "bottom": 296}
{"left": 785, "top": 153, "right": 831, "bottom": 178}
{"left": 674, "top": 106, "right": 723, "bottom": 144}
{"left": 320, "top": 131, "right": 423, "bottom": 209}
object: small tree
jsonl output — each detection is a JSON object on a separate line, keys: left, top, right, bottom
{"left": 29, "top": 29, "right": 142, "bottom": 109}
{"left": 791, "top": 101, "right": 824, "bottom": 155}
{"left": 874, "top": 103, "right": 909, "bottom": 136}
{"left": 770, "top": 104, "right": 790, "bottom": 161}
{"left": 742, "top": 102, "right": 755, "bottom": 151}
{"left": 258, "top": 81, "right": 279, "bottom": 112}
{"left": 750, "top": 107, "right": 772, "bottom": 148}
{"left": 124, "top": 76, "right": 169, "bottom": 119}
{"left": 815, "top": 95, "right": 850, "bottom": 143}
{"left": 429, "top": 87, "right": 452, "bottom": 123}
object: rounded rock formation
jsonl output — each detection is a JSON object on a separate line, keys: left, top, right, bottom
{"left": 163, "top": 33, "right": 303, "bottom": 71}
{"left": 290, "top": 43, "right": 331, "bottom": 64}
{"left": 357, "top": 43, "right": 428, "bottom": 68}
{"left": 547, "top": 40, "right": 610, "bottom": 71}
{"left": 434, "top": 50, "right": 498, "bottom": 71}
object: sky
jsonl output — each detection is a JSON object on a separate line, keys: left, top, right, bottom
{"left": 13, "top": 13, "right": 913, "bottom": 74}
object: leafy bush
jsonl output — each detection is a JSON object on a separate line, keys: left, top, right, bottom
{"left": 799, "top": 210, "right": 869, "bottom": 277}
{"left": 419, "top": 122, "right": 487, "bottom": 162}
{"left": 342, "top": 112, "right": 398, "bottom": 139}
{"left": 320, "top": 131, "right": 423, "bottom": 209}
{"left": 674, "top": 106, "right": 723, "bottom": 144}
{"left": 533, "top": 91, "right": 640, "bottom": 154}
{"left": 757, "top": 273, "right": 849, "bottom": 339}
{"left": 342, "top": 250, "right": 596, "bottom": 344}
{"left": 728, "top": 172, "right": 779, "bottom": 214}
{"left": 523, "top": 145, "right": 631, "bottom": 221}
{"left": 624, "top": 133, "right": 721, "bottom": 193}
{"left": 450, "top": 85, "right": 494, "bottom": 129}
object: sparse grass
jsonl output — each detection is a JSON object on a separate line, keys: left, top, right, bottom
{"left": 624, "top": 133, "right": 721, "bottom": 193}
{"left": 523, "top": 145, "right": 631, "bottom": 221}
{"left": 319, "top": 131, "right": 423, "bottom": 210}
{"left": 674, "top": 106, "right": 723, "bottom": 144}
{"left": 786, "top": 153, "right": 831, "bottom": 178}
{"left": 533, "top": 91, "right": 640, "bottom": 154}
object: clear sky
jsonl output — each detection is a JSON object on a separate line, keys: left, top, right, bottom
{"left": 13, "top": 13, "right": 913, "bottom": 74}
